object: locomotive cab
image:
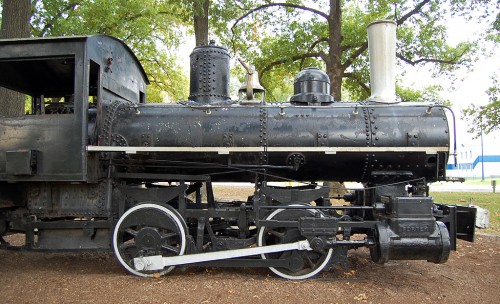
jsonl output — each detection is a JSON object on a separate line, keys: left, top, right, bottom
{"left": 0, "top": 35, "right": 148, "bottom": 182}
{"left": 0, "top": 36, "right": 148, "bottom": 250}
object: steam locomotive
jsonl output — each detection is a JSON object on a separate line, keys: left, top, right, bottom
{"left": 0, "top": 21, "right": 475, "bottom": 279}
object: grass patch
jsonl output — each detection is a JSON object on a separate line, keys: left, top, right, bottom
{"left": 429, "top": 191, "right": 500, "bottom": 236}
{"left": 463, "top": 178, "right": 500, "bottom": 186}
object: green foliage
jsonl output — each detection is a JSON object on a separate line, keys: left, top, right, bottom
{"left": 486, "top": 8, "right": 500, "bottom": 43}
{"left": 397, "top": 84, "right": 450, "bottom": 104}
{"left": 210, "top": 0, "right": 492, "bottom": 102}
{"left": 30, "top": 0, "right": 189, "bottom": 101}
{"left": 11, "top": 0, "right": 496, "bottom": 104}
{"left": 463, "top": 75, "right": 500, "bottom": 138}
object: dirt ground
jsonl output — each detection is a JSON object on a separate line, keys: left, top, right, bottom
{"left": 0, "top": 236, "right": 498, "bottom": 303}
{"left": 1, "top": 185, "right": 499, "bottom": 303}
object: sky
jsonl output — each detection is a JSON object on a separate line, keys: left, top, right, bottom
{"left": 407, "top": 14, "right": 498, "bottom": 109}
{"left": 397, "top": 12, "right": 499, "bottom": 155}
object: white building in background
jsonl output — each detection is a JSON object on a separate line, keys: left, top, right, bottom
{"left": 446, "top": 131, "right": 500, "bottom": 179}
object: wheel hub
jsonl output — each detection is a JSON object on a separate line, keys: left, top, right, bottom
{"left": 136, "top": 227, "right": 162, "bottom": 251}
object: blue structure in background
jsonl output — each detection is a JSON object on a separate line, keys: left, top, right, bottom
{"left": 447, "top": 155, "right": 500, "bottom": 178}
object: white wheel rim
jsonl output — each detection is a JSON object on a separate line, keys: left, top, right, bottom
{"left": 257, "top": 206, "right": 333, "bottom": 280}
{"left": 113, "top": 203, "right": 187, "bottom": 277}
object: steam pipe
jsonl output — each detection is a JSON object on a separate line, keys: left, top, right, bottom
{"left": 366, "top": 20, "right": 398, "bottom": 103}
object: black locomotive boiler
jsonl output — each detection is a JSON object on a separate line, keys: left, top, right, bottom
{"left": 0, "top": 20, "right": 475, "bottom": 279}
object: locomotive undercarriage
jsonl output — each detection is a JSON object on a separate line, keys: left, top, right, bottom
{"left": 0, "top": 174, "right": 470, "bottom": 280}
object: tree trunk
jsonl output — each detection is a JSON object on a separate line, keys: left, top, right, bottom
{"left": 327, "top": 0, "right": 343, "bottom": 101}
{"left": 0, "top": 0, "right": 31, "bottom": 117}
{"left": 193, "top": 0, "right": 209, "bottom": 46}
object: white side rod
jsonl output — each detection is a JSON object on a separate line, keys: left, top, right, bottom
{"left": 133, "top": 240, "right": 311, "bottom": 271}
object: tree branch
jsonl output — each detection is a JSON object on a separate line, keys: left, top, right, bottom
{"left": 343, "top": 72, "right": 370, "bottom": 94}
{"left": 341, "top": 44, "right": 359, "bottom": 52}
{"left": 396, "top": 0, "right": 431, "bottom": 25}
{"left": 231, "top": 3, "right": 329, "bottom": 34}
{"left": 309, "top": 37, "right": 330, "bottom": 49}
{"left": 260, "top": 52, "right": 324, "bottom": 77}
{"left": 341, "top": 42, "right": 368, "bottom": 71}
{"left": 397, "top": 54, "right": 463, "bottom": 65}
{"left": 300, "top": 37, "right": 329, "bottom": 69}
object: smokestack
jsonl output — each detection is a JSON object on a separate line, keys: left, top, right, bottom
{"left": 366, "top": 20, "right": 398, "bottom": 103}
{"left": 189, "top": 43, "right": 231, "bottom": 104}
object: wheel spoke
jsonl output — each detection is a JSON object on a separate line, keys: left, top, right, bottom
{"left": 124, "top": 228, "right": 139, "bottom": 236}
{"left": 161, "top": 243, "right": 180, "bottom": 254}
{"left": 268, "top": 229, "right": 285, "bottom": 240}
{"left": 160, "top": 231, "right": 178, "bottom": 240}
{"left": 302, "top": 252, "right": 316, "bottom": 269}
{"left": 119, "top": 242, "right": 138, "bottom": 253}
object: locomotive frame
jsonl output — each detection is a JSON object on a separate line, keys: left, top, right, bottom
{"left": 0, "top": 24, "right": 476, "bottom": 280}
